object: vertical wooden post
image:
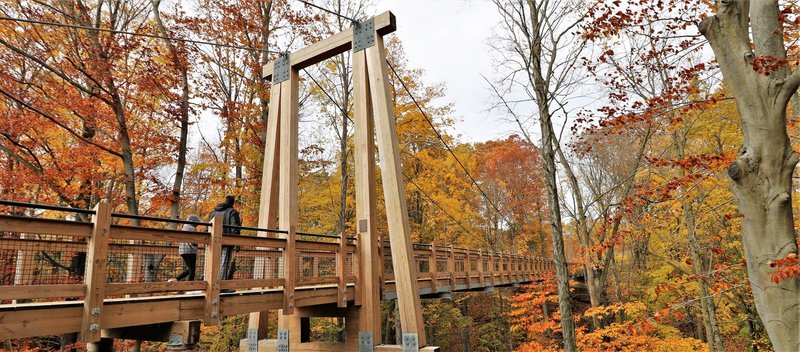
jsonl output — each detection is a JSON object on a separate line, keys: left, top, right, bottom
{"left": 448, "top": 246, "right": 455, "bottom": 291}
{"left": 276, "top": 66, "right": 299, "bottom": 336}
{"left": 430, "top": 244, "right": 438, "bottom": 294}
{"left": 466, "top": 249, "right": 472, "bottom": 289}
{"left": 81, "top": 201, "right": 111, "bottom": 343}
{"left": 311, "top": 256, "right": 320, "bottom": 278}
{"left": 249, "top": 78, "right": 283, "bottom": 342}
{"left": 478, "top": 249, "right": 484, "bottom": 286}
{"left": 353, "top": 47, "right": 382, "bottom": 346}
{"left": 337, "top": 232, "right": 347, "bottom": 308}
{"left": 283, "top": 226, "right": 296, "bottom": 314}
{"left": 513, "top": 255, "right": 519, "bottom": 283}
{"left": 366, "top": 33, "right": 427, "bottom": 347}
{"left": 488, "top": 252, "right": 495, "bottom": 286}
{"left": 204, "top": 215, "right": 222, "bottom": 326}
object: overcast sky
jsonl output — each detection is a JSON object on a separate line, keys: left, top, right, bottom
{"left": 374, "top": 0, "right": 516, "bottom": 143}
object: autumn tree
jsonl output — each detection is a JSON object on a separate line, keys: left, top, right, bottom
{"left": 489, "top": 0, "right": 592, "bottom": 348}
{"left": 474, "top": 135, "right": 550, "bottom": 256}
{"left": 696, "top": 2, "right": 800, "bottom": 350}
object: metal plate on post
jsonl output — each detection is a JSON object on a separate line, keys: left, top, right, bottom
{"left": 273, "top": 54, "right": 291, "bottom": 84}
{"left": 277, "top": 328, "right": 290, "bottom": 352}
{"left": 352, "top": 18, "right": 375, "bottom": 52}
{"left": 402, "top": 333, "right": 419, "bottom": 352}
{"left": 359, "top": 219, "right": 368, "bottom": 233}
{"left": 359, "top": 331, "right": 373, "bottom": 352}
{"left": 247, "top": 328, "right": 259, "bottom": 352}
{"left": 167, "top": 335, "right": 184, "bottom": 347}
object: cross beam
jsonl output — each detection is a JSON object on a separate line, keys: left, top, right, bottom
{"left": 261, "top": 11, "right": 396, "bottom": 81}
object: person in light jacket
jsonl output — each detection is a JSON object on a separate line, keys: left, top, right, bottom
{"left": 175, "top": 214, "right": 201, "bottom": 281}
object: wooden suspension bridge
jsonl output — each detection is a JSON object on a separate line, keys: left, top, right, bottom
{"left": 0, "top": 11, "right": 577, "bottom": 351}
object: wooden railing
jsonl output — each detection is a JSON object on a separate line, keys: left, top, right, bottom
{"left": 0, "top": 200, "right": 574, "bottom": 342}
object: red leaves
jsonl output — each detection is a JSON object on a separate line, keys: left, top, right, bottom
{"left": 751, "top": 55, "right": 789, "bottom": 76}
{"left": 769, "top": 253, "right": 800, "bottom": 283}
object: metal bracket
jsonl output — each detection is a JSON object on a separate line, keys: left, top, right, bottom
{"left": 247, "top": 328, "right": 259, "bottom": 352}
{"left": 273, "top": 53, "right": 291, "bottom": 84}
{"left": 167, "top": 334, "right": 184, "bottom": 347}
{"left": 352, "top": 18, "right": 375, "bottom": 52}
{"left": 402, "top": 333, "right": 419, "bottom": 352}
{"left": 359, "top": 331, "right": 374, "bottom": 352}
{"left": 277, "top": 328, "right": 290, "bottom": 352}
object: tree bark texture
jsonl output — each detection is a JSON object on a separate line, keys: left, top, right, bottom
{"left": 700, "top": 1, "right": 800, "bottom": 350}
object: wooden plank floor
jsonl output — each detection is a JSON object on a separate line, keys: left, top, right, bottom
{"left": 0, "top": 276, "right": 541, "bottom": 340}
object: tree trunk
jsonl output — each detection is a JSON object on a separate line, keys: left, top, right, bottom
{"left": 700, "top": 2, "right": 800, "bottom": 350}
{"left": 151, "top": 0, "right": 189, "bottom": 231}
{"left": 674, "top": 130, "right": 725, "bottom": 352}
{"left": 525, "top": 0, "right": 577, "bottom": 347}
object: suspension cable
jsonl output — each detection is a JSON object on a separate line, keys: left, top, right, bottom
{"left": 304, "top": 67, "right": 481, "bottom": 241}
{"left": 387, "top": 61, "right": 516, "bottom": 230}
{"left": 0, "top": 16, "right": 283, "bottom": 54}
{"left": 298, "top": 0, "right": 357, "bottom": 23}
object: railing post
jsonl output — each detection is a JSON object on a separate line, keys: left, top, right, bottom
{"left": 80, "top": 201, "right": 111, "bottom": 343}
{"left": 283, "top": 225, "right": 296, "bottom": 314}
{"left": 448, "top": 246, "right": 455, "bottom": 291}
{"left": 430, "top": 244, "right": 438, "bottom": 294}
{"left": 498, "top": 252, "right": 504, "bottom": 284}
{"left": 204, "top": 215, "right": 222, "bottom": 326}
{"left": 466, "top": 249, "right": 472, "bottom": 289}
{"left": 489, "top": 252, "right": 495, "bottom": 286}
{"left": 337, "top": 232, "right": 347, "bottom": 308}
{"left": 478, "top": 249, "right": 484, "bottom": 286}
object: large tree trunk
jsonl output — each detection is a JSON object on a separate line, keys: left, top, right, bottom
{"left": 700, "top": 1, "right": 800, "bottom": 350}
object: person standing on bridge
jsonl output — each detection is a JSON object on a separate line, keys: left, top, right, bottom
{"left": 208, "top": 195, "right": 242, "bottom": 283}
{"left": 174, "top": 214, "right": 201, "bottom": 281}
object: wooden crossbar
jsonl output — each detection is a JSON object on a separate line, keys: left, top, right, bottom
{"left": 262, "top": 11, "right": 396, "bottom": 80}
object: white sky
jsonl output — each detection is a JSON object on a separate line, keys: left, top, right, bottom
{"left": 375, "top": 0, "right": 516, "bottom": 143}
{"left": 194, "top": 0, "right": 521, "bottom": 148}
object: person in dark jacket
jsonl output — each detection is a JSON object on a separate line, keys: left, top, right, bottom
{"left": 175, "top": 214, "right": 201, "bottom": 281}
{"left": 208, "top": 195, "right": 242, "bottom": 283}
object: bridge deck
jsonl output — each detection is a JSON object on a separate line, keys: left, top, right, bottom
{"left": 0, "top": 276, "right": 539, "bottom": 339}
{"left": 0, "top": 202, "right": 571, "bottom": 341}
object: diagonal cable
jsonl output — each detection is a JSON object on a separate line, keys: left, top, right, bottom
{"left": 305, "top": 69, "right": 480, "bottom": 241}
{"left": 298, "top": 0, "right": 357, "bottom": 23}
{"left": 0, "top": 16, "right": 283, "bottom": 54}
{"left": 387, "top": 61, "right": 515, "bottom": 230}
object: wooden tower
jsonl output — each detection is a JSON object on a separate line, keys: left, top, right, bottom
{"left": 248, "top": 11, "right": 436, "bottom": 352}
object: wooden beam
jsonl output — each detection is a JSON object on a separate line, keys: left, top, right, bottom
{"left": 0, "top": 214, "right": 92, "bottom": 237}
{"left": 110, "top": 225, "right": 210, "bottom": 244}
{"left": 0, "top": 285, "right": 360, "bottom": 340}
{"left": 249, "top": 76, "right": 283, "bottom": 343}
{"left": 366, "top": 33, "right": 426, "bottom": 347}
{"left": 222, "top": 234, "right": 285, "bottom": 248}
{"left": 80, "top": 202, "right": 111, "bottom": 343}
{"left": 105, "top": 281, "right": 206, "bottom": 296}
{"left": 222, "top": 278, "right": 285, "bottom": 290}
{"left": 0, "top": 284, "right": 86, "bottom": 301}
{"left": 204, "top": 215, "right": 223, "bottom": 326}
{"left": 353, "top": 47, "right": 382, "bottom": 345}
{"left": 278, "top": 67, "right": 300, "bottom": 318}
{"left": 262, "top": 11, "right": 396, "bottom": 80}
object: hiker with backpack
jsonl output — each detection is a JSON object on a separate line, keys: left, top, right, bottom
{"left": 208, "top": 195, "right": 242, "bottom": 284}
